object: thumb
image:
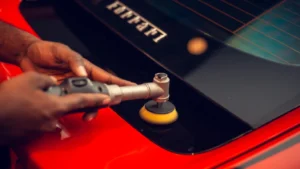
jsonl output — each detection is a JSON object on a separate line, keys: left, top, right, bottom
{"left": 25, "top": 72, "right": 57, "bottom": 89}
{"left": 68, "top": 54, "right": 88, "bottom": 77}
{"left": 52, "top": 42, "right": 88, "bottom": 77}
{"left": 60, "top": 50, "right": 88, "bottom": 77}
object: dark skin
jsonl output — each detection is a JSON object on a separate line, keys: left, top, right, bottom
{"left": 0, "top": 21, "right": 135, "bottom": 145}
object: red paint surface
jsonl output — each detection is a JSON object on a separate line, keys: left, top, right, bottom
{"left": 0, "top": 1, "right": 299, "bottom": 169}
{"left": 218, "top": 127, "right": 300, "bottom": 169}
{"left": 248, "top": 144, "right": 300, "bottom": 169}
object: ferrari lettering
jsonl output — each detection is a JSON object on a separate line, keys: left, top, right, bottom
{"left": 128, "top": 16, "right": 140, "bottom": 24}
{"left": 106, "top": 1, "right": 167, "bottom": 43}
{"left": 120, "top": 11, "right": 133, "bottom": 19}
{"left": 136, "top": 22, "right": 148, "bottom": 32}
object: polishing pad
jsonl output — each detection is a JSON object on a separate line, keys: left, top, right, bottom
{"left": 139, "top": 100, "right": 178, "bottom": 125}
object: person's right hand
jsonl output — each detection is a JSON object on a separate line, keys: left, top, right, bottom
{"left": 0, "top": 72, "right": 111, "bottom": 146}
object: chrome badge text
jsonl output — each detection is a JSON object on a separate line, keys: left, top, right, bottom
{"left": 106, "top": 1, "right": 167, "bottom": 43}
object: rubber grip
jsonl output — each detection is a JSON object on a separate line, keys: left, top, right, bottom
{"left": 45, "top": 77, "right": 109, "bottom": 96}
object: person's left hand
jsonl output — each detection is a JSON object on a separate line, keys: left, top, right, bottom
{"left": 18, "top": 40, "right": 135, "bottom": 86}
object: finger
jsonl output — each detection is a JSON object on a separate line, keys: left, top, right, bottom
{"left": 19, "top": 57, "right": 37, "bottom": 72}
{"left": 39, "top": 119, "right": 59, "bottom": 132}
{"left": 54, "top": 93, "right": 111, "bottom": 117}
{"left": 25, "top": 72, "right": 57, "bottom": 89}
{"left": 82, "top": 111, "right": 98, "bottom": 122}
{"left": 56, "top": 122, "right": 71, "bottom": 140}
{"left": 67, "top": 54, "right": 87, "bottom": 77}
{"left": 85, "top": 60, "right": 136, "bottom": 86}
{"left": 52, "top": 43, "right": 88, "bottom": 77}
{"left": 82, "top": 104, "right": 108, "bottom": 121}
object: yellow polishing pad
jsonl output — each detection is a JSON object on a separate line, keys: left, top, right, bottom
{"left": 139, "top": 105, "right": 178, "bottom": 125}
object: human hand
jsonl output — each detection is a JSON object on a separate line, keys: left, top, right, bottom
{"left": 0, "top": 72, "right": 110, "bottom": 145}
{"left": 18, "top": 40, "right": 135, "bottom": 85}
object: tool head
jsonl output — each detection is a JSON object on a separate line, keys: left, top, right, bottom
{"left": 153, "top": 73, "right": 170, "bottom": 103}
{"left": 139, "top": 100, "right": 178, "bottom": 125}
{"left": 139, "top": 73, "right": 178, "bottom": 125}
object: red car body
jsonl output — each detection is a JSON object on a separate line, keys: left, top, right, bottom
{"left": 0, "top": 0, "right": 299, "bottom": 169}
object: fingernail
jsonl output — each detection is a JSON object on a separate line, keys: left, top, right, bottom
{"left": 87, "top": 116, "right": 94, "bottom": 122}
{"left": 85, "top": 113, "right": 96, "bottom": 122}
{"left": 50, "top": 76, "right": 58, "bottom": 83}
{"left": 102, "top": 98, "right": 111, "bottom": 105}
{"left": 60, "top": 129, "right": 71, "bottom": 140}
{"left": 78, "top": 66, "right": 88, "bottom": 76}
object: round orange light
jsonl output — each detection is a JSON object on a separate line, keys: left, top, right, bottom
{"left": 187, "top": 37, "right": 208, "bottom": 55}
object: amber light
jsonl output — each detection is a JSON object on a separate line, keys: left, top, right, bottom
{"left": 187, "top": 37, "right": 208, "bottom": 55}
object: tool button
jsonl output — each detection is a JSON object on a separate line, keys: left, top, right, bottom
{"left": 72, "top": 79, "right": 87, "bottom": 87}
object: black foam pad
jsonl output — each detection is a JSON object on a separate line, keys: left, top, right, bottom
{"left": 144, "top": 100, "right": 175, "bottom": 114}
